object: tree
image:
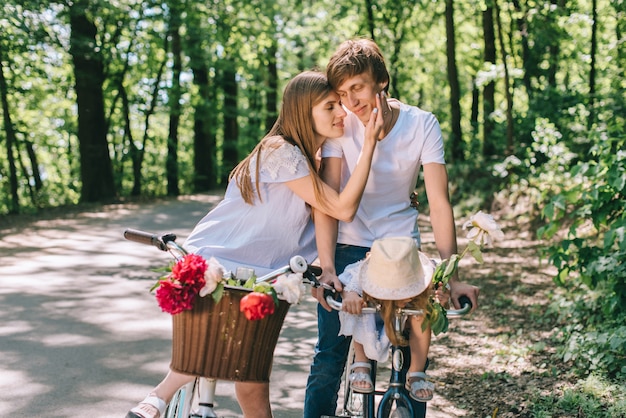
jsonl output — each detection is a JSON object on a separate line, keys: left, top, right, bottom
{"left": 482, "top": 3, "right": 497, "bottom": 157}
{"left": 0, "top": 44, "right": 20, "bottom": 213}
{"left": 166, "top": 1, "right": 182, "bottom": 196}
{"left": 493, "top": 0, "right": 514, "bottom": 154}
{"left": 445, "top": 0, "right": 463, "bottom": 161}
{"left": 185, "top": 3, "right": 218, "bottom": 192}
{"left": 222, "top": 57, "right": 239, "bottom": 185}
{"left": 68, "top": 1, "right": 116, "bottom": 202}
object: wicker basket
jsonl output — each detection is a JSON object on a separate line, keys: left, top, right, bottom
{"left": 170, "top": 286, "right": 290, "bottom": 382}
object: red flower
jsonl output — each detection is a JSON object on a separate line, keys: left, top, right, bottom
{"left": 155, "top": 280, "right": 197, "bottom": 315}
{"left": 171, "top": 253, "right": 207, "bottom": 291}
{"left": 240, "top": 292, "right": 276, "bottom": 321}
{"left": 155, "top": 254, "right": 207, "bottom": 315}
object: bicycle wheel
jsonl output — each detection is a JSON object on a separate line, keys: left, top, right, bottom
{"left": 389, "top": 405, "right": 411, "bottom": 418}
{"left": 339, "top": 340, "right": 364, "bottom": 417}
{"left": 164, "top": 379, "right": 195, "bottom": 418}
{"left": 163, "top": 378, "right": 207, "bottom": 418}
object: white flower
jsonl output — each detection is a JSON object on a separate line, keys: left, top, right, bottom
{"left": 463, "top": 211, "right": 504, "bottom": 246}
{"left": 273, "top": 273, "right": 305, "bottom": 304}
{"left": 199, "top": 257, "right": 226, "bottom": 297}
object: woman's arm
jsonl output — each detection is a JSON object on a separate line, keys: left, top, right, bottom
{"left": 286, "top": 99, "right": 383, "bottom": 222}
{"left": 311, "top": 157, "right": 342, "bottom": 310}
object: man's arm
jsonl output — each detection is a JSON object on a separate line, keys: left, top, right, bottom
{"left": 423, "top": 163, "right": 480, "bottom": 310}
{"left": 312, "top": 156, "right": 343, "bottom": 311}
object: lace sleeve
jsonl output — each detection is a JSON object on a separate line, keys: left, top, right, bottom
{"left": 258, "top": 141, "right": 310, "bottom": 182}
{"left": 338, "top": 260, "right": 364, "bottom": 295}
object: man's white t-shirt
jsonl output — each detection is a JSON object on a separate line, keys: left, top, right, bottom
{"left": 321, "top": 102, "right": 446, "bottom": 248}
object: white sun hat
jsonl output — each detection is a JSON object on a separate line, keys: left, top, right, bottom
{"left": 360, "top": 237, "right": 434, "bottom": 300}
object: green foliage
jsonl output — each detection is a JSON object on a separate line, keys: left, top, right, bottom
{"left": 2, "top": 0, "right": 621, "bottom": 216}
{"left": 538, "top": 113, "right": 626, "bottom": 379}
{"left": 528, "top": 374, "right": 626, "bottom": 418}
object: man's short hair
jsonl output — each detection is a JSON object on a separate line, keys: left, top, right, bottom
{"left": 326, "top": 38, "right": 390, "bottom": 91}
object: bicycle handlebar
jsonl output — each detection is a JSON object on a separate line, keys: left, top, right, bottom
{"left": 124, "top": 228, "right": 322, "bottom": 286}
{"left": 325, "top": 294, "right": 473, "bottom": 318}
{"left": 124, "top": 228, "right": 177, "bottom": 251}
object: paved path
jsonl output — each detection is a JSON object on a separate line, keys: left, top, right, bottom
{"left": 0, "top": 194, "right": 319, "bottom": 418}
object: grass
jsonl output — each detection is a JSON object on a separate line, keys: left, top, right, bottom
{"left": 528, "top": 374, "right": 626, "bottom": 418}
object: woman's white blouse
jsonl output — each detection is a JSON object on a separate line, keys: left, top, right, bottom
{"left": 184, "top": 141, "right": 317, "bottom": 277}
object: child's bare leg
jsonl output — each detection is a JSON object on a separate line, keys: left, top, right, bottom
{"left": 349, "top": 341, "right": 373, "bottom": 392}
{"left": 407, "top": 316, "right": 433, "bottom": 400}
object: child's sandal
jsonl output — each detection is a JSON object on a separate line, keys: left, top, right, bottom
{"left": 349, "top": 361, "right": 374, "bottom": 393}
{"left": 405, "top": 371, "right": 434, "bottom": 402}
{"left": 126, "top": 394, "right": 167, "bottom": 418}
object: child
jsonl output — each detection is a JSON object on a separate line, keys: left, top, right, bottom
{"left": 338, "top": 236, "right": 437, "bottom": 402}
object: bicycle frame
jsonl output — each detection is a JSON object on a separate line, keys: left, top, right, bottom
{"left": 326, "top": 296, "right": 472, "bottom": 418}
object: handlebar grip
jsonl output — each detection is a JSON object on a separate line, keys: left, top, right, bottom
{"left": 309, "top": 265, "right": 322, "bottom": 276}
{"left": 458, "top": 295, "right": 473, "bottom": 310}
{"left": 124, "top": 229, "right": 172, "bottom": 251}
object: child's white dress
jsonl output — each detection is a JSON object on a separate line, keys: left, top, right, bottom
{"left": 338, "top": 259, "right": 391, "bottom": 363}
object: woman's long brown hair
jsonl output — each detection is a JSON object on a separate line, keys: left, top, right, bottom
{"left": 229, "top": 71, "right": 331, "bottom": 207}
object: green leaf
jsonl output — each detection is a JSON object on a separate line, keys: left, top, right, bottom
{"left": 432, "top": 262, "right": 446, "bottom": 284}
{"left": 269, "top": 287, "right": 280, "bottom": 307}
{"left": 150, "top": 277, "right": 166, "bottom": 292}
{"left": 428, "top": 303, "right": 449, "bottom": 336}
{"left": 467, "top": 241, "right": 483, "bottom": 263}
{"left": 443, "top": 255, "right": 459, "bottom": 280}
{"left": 212, "top": 282, "right": 225, "bottom": 303}
{"left": 253, "top": 282, "right": 273, "bottom": 293}
{"left": 243, "top": 277, "right": 256, "bottom": 289}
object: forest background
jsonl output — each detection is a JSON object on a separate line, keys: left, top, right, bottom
{"left": 1, "top": 0, "right": 624, "bottom": 415}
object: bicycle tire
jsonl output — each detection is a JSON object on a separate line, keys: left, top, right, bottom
{"left": 163, "top": 379, "right": 198, "bottom": 418}
{"left": 389, "top": 405, "right": 411, "bottom": 418}
{"left": 340, "top": 340, "right": 364, "bottom": 417}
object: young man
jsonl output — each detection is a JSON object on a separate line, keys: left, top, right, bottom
{"left": 304, "top": 39, "right": 480, "bottom": 418}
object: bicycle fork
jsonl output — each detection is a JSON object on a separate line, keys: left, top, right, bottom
{"left": 375, "top": 344, "right": 415, "bottom": 417}
{"left": 177, "top": 377, "right": 218, "bottom": 418}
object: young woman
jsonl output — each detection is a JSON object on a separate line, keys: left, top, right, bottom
{"left": 126, "top": 71, "right": 383, "bottom": 418}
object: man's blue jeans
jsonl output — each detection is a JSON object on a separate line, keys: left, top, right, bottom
{"left": 303, "top": 244, "right": 369, "bottom": 418}
{"left": 303, "top": 244, "right": 427, "bottom": 418}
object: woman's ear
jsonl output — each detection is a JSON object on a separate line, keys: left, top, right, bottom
{"left": 378, "top": 81, "right": 389, "bottom": 93}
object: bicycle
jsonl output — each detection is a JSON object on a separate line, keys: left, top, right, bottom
{"left": 321, "top": 293, "right": 472, "bottom": 418}
{"left": 124, "top": 229, "right": 323, "bottom": 418}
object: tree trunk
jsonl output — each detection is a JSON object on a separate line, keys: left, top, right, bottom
{"left": 470, "top": 80, "right": 479, "bottom": 139}
{"left": 0, "top": 45, "right": 20, "bottom": 213}
{"left": 482, "top": 4, "right": 497, "bottom": 157}
{"left": 167, "top": 4, "right": 182, "bottom": 196}
{"left": 69, "top": 1, "right": 116, "bottom": 203}
{"left": 364, "top": 0, "right": 376, "bottom": 41}
{"left": 511, "top": 0, "right": 533, "bottom": 100}
{"left": 547, "top": 0, "right": 565, "bottom": 89}
{"left": 24, "top": 140, "right": 42, "bottom": 191}
{"left": 265, "top": 41, "right": 278, "bottom": 133}
{"left": 222, "top": 58, "right": 239, "bottom": 185}
{"left": 185, "top": 7, "right": 217, "bottom": 192}
{"left": 191, "top": 65, "right": 217, "bottom": 191}
{"left": 588, "top": 0, "right": 597, "bottom": 129}
{"left": 445, "top": 0, "right": 463, "bottom": 161}
{"left": 494, "top": 0, "right": 514, "bottom": 154}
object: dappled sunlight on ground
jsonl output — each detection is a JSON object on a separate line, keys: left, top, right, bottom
{"left": 0, "top": 197, "right": 560, "bottom": 417}
{"left": 0, "top": 193, "right": 324, "bottom": 417}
